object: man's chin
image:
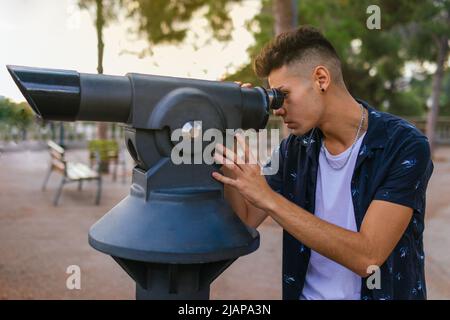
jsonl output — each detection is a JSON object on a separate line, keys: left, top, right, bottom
{"left": 288, "top": 127, "right": 305, "bottom": 136}
{"left": 283, "top": 123, "right": 310, "bottom": 136}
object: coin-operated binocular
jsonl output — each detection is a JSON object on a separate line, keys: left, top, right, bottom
{"left": 7, "top": 65, "right": 284, "bottom": 300}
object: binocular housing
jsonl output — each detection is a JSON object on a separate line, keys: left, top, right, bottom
{"left": 7, "top": 65, "right": 285, "bottom": 127}
{"left": 6, "top": 64, "right": 281, "bottom": 300}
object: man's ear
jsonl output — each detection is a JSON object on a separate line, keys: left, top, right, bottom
{"left": 313, "top": 66, "right": 331, "bottom": 93}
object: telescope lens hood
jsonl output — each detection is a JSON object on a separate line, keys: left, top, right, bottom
{"left": 6, "top": 65, "right": 80, "bottom": 121}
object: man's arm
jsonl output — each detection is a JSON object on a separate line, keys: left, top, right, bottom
{"left": 223, "top": 166, "right": 412, "bottom": 277}
{"left": 213, "top": 134, "right": 431, "bottom": 278}
{"left": 224, "top": 183, "right": 269, "bottom": 229}
{"left": 221, "top": 163, "right": 413, "bottom": 277}
{"left": 265, "top": 193, "right": 412, "bottom": 277}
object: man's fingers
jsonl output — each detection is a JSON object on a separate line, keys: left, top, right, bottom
{"left": 235, "top": 133, "right": 257, "bottom": 165}
{"left": 215, "top": 143, "right": 244, "bottom": 167}
{"left": 214, "top": 153, "right": 241, "bottom": 174}
{"left": 211, "top": 171, "right": 237, "bottom": 187}
{"left": 216, "top": 136, "right": 258, "bottom": 166}
{"left": 234, "top": 134, "right": 249, "bottom": 163}
{"left": 215, "top": 144, "right": 231, "bottom": 162}
{"left": 214, "top": 148, "right": 232, "bottom": 165}
{"left": 234, "top": 81, "right": 253, "bottom": 88}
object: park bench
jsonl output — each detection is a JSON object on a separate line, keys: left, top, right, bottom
{"left": 42, "top": 140, "right": 102, "bottom": 206}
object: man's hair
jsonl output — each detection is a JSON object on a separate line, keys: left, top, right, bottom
{"left": 254, "top": 26, "right": 344, "bottom": 85}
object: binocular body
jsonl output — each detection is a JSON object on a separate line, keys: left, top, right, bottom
{"left": 8, "top": 65, "right": 284, "bottom": 170}
{"left": 7, "top": 65, "right": 279, "bottom": 300}
{"left": 8, "top": 65, "right": 283, "bottom": 125}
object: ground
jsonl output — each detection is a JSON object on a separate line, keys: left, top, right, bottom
{"left": 0, "top": 146, "right": 449, "bottom": 299}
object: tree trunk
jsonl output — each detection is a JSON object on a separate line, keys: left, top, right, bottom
{"left": 96, "top": 0, "right": 104, "bottom": 75}
{"left": 272, "top": 0, "right": 298, "bottom": 138}
{"left": 95, "top": 0, "right": 109, "bottom": 173}
{"left": 426, "top": 35, "right": 449, "bottom": 155}
{"left": 273, "top": 0, "right": 298, "bottom": 35}
{"left": 95, "top": 0, "right": 108, "bottom": 141}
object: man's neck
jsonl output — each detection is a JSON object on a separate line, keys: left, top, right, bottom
{"left": 317, "top": 87, "right": 368, "bottom": 156}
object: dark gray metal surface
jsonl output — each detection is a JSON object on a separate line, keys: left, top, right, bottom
{"left": 7, "top": 65, "right": 273, "bottom": 300}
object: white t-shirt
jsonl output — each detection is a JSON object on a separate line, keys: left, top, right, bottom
{"left": 300, "top": 132, "right": 366, "bottom": 300}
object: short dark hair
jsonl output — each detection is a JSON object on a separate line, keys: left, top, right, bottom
{"left": 254, "top": 26, "right": 343, "bottom": 83}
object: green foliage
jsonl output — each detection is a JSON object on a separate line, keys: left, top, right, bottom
{"left": 395, "top": 0, "right": 450, "bottom": 61}
{"left": 290, "top": 0, "right": 423, "bottom": 115}
{"left": 0, "top": 98, "right": 13, "bottom": 121}
{"left": 223, "top": 0, "right": 273, "bottom": 86}
{"left": 78, "top": 0, "right": 119, "bottom": 26}
{"left": 0, "top": 98, "right": 34, "bottom": 129}
{"left": 388, "top": 91, "right": 426, "bottom": 116}
{"left": 88, "top": 139, "right": 119, "bottom": 162}
{"left": 441, "top": 73, "right": 450, "bottom": 116}
{"left": 312, "top": 0, "right": 407, "bottom": 112}
{"left": 76, "top": 0, "right": 448, "bottom": 119}
{"left": 122, "top": 0, "right": 242, "bottom": 54}
{"left": 224, "top": 0, "right": 449, "bottom": 117}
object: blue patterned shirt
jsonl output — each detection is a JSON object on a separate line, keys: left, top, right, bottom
{"left": 265, "top": 99, "right": 434, "bottom": 300}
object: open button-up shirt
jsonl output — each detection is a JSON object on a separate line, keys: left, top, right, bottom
{"left": 265, "top": 99, "right": 434, "bottom": 300}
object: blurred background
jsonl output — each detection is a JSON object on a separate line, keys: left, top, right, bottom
{"left": 0, "top": 0, "right": 449, "bottom": 299}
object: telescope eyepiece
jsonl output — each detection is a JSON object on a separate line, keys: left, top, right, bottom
{"left": 264, "top": 88, "right": 285, "bottom": 110}
{"left": 239, "top": 86, "right": 285, "bottom": 129}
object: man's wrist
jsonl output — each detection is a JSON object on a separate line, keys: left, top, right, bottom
{"left": 262, "top": 189, "right": 281, "bottom": 215}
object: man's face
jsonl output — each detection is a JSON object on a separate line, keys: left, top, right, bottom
{"left": 268, "top": 65, "right": 324, "bottom": 136}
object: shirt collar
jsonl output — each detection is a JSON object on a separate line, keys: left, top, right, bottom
{"left": 357, "top": 98, "right": 387, "bottom": 151}
{"left": 297, "top": 98, "right": 387, "bottom": 152}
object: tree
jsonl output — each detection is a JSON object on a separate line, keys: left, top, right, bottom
{"left": 0, "top": 98, "right": 34, "bottom": 140}
{"left": 78, "top": 0, "right": 243, "bottom": 142}
{"left": 223, "top": 0, "right": 274, "bottom": 86}
{"left": 273, "top": 0, "right": 297, "bottom": 138}
{"left": 78, "top": 0, "right": 120, "bottom": 140}
{"left": 223, "top": 0, "right": 296, "bottom": 138}
{"left": 124, "top": 0, "right": 241, "bottom": 53}
{"left": 273, "top": 0, "right": 297, "bottom": 35}
{"left": 225, "top": 0, "right": 447, "bottom": 124}
{"left": 11, "top": 102, "right": 34, "bottom": 140}
{"left": 356, "top": 0, "right": 450, "bottom": 153}
{"left": 398, "top": 0, "right": 450, "bottom": 153}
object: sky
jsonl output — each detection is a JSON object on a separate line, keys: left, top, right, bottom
{"left": 0, "top": 0, "right": 261, "bottom": 102}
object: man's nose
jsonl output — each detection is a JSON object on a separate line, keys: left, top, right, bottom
{"left": 273, "top": 107, "right": 286, "bottom": 117}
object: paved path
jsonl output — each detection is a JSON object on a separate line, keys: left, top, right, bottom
{"left": 0, "top": 147, "right": 448, "bottom": 299}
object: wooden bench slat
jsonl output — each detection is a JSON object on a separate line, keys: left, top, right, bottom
{"left": 51, "top": 159, "right": 66, "bottom": 173}
{"left": 67, "top": 163, "right": 99, "bottom": 180}
{"left": 50, "top": 149, "right": 65, "bottom": 161}
{"left": 47, "top": 140, "right": 65, "bottom": 154}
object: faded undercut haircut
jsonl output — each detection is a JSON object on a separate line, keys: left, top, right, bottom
{"left": 254, "top": 25, "right": 345, "bottom": 86}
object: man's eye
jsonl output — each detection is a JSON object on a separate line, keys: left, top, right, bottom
{"left": 283, "top": 92, "right": 289, "bottom": 97}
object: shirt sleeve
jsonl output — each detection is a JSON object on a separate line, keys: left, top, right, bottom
{"left": 373, "top": 136, "right": 433, "bottom": 212}
{"left": 263, "top": 138, "right": 287, "bottom": 195}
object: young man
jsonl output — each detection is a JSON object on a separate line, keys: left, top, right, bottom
{"left": 212, "top": 26, "right": 434, "bottom": 300}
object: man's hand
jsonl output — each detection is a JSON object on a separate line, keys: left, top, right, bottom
{"left": 234, "top": 81, "right": 253, "bottom": 89}
{"left": 212, "top": 133, "right": 276, "bottom": 211}
{"left": 212, "top": 80, "right": 271, "bottom": 228}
